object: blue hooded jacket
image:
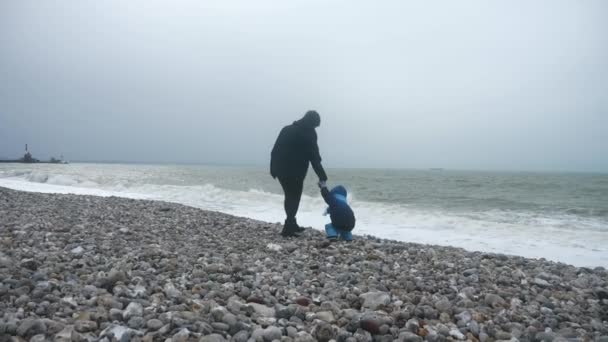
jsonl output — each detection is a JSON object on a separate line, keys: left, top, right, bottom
{"left": 321, "top": 185, "right": 356, "bottom": 231}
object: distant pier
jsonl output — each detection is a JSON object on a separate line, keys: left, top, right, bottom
{"left": 0, "top": 144, "right": 68, "bottom": 164}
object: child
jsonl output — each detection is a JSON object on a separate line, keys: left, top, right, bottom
{"left": 318, "top": 181, "right": 356, "bottom": 241}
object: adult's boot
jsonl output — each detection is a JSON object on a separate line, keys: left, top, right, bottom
{"left": 281, "top": 218, "right": 301, "bottom": 237}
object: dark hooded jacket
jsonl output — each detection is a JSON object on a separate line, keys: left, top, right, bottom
{"left": 270, "top": 111, "right": 328, "bottom": 181}
{"left": 321, "top": 185, "right": 356, "bottom": 230}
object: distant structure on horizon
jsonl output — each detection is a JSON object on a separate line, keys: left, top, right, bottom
{"left": 0, "top": 144, "right": 68, "bottom": 164}
{"left": 22, "top": 144, "right": 35, "bottom": 163}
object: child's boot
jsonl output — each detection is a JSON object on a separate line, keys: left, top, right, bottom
{"left": 339, "top": 230, "right": 353, "bottom": 241}
{"left": 325, "top": 223, "right": 338, "bottom": 241}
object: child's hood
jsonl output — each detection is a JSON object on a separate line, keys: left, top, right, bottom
{"left": 330, "top": 185, "right": 348, "bottom": 202}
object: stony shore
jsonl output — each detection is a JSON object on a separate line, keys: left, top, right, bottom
{"left": 0, "top": 187, "right": 606, "bottom": 342}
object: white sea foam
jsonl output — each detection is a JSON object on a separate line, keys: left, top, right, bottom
{"left": 0, "top": 166, "right": 607, "bottom": 267}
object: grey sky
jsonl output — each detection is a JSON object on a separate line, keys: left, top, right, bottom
{"left": 1, "top": 1, "right": 607, "bottom": 171}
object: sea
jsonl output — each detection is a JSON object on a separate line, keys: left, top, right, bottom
{"left": 0, "top": 163, "right": 607, "bottom": 268}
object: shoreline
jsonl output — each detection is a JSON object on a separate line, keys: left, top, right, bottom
{"left": 0, "top": 187, "right": 606, "bottom": 341}
{"left": 0, "top": 176, "right": 605, "bottom": 269}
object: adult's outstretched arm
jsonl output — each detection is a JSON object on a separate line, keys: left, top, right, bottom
{"left": 310, "top": 130, "right": 328, "bottom": 181}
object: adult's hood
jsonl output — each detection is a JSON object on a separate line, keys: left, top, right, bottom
{"left": 294, "top": 110, "right": 321, "bottom": 128}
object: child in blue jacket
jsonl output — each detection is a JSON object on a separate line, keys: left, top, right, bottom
{"left": 318, "top": 181, "right": 356, "bottom": 241}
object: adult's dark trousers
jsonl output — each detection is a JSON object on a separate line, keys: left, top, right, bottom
{"left": 278, "top": 176, "right": 305, "bottom": 226}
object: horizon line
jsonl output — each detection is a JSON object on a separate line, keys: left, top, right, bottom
{"left": 54, "top": 159, "right": 608, "bottom": 174}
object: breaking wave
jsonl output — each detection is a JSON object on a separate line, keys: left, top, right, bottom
{"left": 0, "top": 166, "right": 607, "bottom": 267}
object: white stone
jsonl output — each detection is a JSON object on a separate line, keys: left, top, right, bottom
{"left": 533, "top": 278, "right": 551, "bottom": 287}
{"left": 61, "top": 297, "right": 78, "bottom": 308}
{"left": 132, "top": 284, "right": 147, "bottom": 297}
{"left": 315, "top": 311, "right": 335, "bottom": 323}
{"left": 247, "top": 303, "right": 276, "bottom": 317}
{"left": 173, "top": 328, "right": 191, "bottom": 342}
{"left": 360, "top": 291, "right": 391, "bottom": 310}
{"left": 164, "top": 283, "right": 181, "bottom": 298}
{"left": 54, "top": 325, "right": 76, "bottom": 342}
{"left": 266, "top": 243, "right": 283, "bottom": 252}
{"left": 99, "top": 325, "right": 132, "bottom": 340}
{"left": 449, "top": 329, "right": 466, "bottom": 340}
{"left": 70, "top": 246, "right": 84, "bottom": 254}
{"left": 123, "top": 302, "right": 143, "bottom": 320}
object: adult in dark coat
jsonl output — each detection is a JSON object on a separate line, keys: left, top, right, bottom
{"left": 271, "top": 110, "right": 328, "bottom": 236}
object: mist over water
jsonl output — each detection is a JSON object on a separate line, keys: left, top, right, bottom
{"left": 1, "top": 163, "right": 606, "bottom": 267}
{"left": 1, "top": 1, "right": 607, "bottom": 172}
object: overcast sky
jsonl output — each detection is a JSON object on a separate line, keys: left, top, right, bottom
{"left": 1, "top": 1, "right": 606, "bottom": 171}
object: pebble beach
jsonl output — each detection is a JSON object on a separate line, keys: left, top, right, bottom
{"left": 0, "top": 186, "right": 606, "bottom": 342}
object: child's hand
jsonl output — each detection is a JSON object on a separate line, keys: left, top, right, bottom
{"left": 318, "top": 180, "right": 327, "bottom": 189}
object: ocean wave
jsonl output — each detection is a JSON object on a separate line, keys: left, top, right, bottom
{"left": 0, "top": 167, "right": 607, "bottom": 267}
{"left": 5, "top": 170, "right": 101, "bottom": 188}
